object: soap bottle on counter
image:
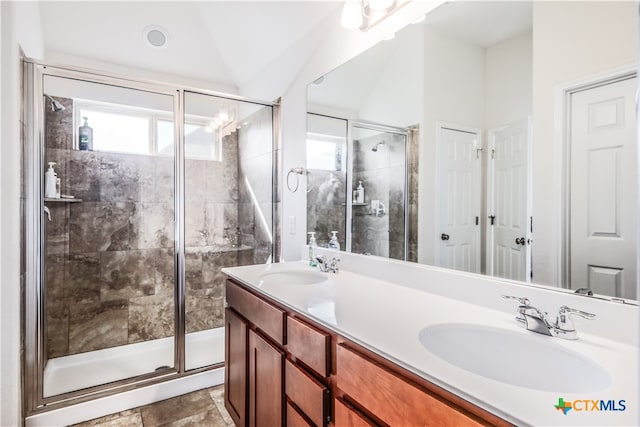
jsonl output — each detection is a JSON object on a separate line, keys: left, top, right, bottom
{"left": 328, "top": 231, "right": 340, "bottom": 250}
{"left": 356, "top": 181, "right": 365, "bottom": 203}
{"left": 79, "top": 116, "right": 93, "bottom": 151}
{"left": 308, "top": 232, "right": 318, "bottom": 267}
{"left": 45, "top": 162, "right": 58, "bottom": 199}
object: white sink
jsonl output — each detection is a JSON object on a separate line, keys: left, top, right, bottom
{"left": 418, "top": 323, "right": 611, "bottom": 393}
{"left": 258, "top": 269, "right": 328, "bottom": 286}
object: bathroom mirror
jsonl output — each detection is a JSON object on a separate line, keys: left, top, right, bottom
{"left": 306, "top": 1, "right": 638, "bottom": 301}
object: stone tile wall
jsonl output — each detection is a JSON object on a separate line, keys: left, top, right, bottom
{"left": 352, "top": 133, "right": 408, "bottom": 260}
{"left": 237, "top": 106, "right": 274, "bottom": 265}
{"left": 44, "top": 98, "right": 267, "bottom": 359}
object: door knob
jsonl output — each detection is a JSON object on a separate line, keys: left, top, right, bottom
{"left": 515, "top": 237, "right": 525, "bottom": 245}
{"left": 441, "top": 233, "right": 450, "bottom": 241}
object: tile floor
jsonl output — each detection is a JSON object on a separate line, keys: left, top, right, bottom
{"left": 70, "top": 386, "right": 233, "bottom": 427}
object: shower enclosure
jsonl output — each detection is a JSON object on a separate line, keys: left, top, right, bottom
{"left": 23, "top": 61, "right": 277, "bottom": 414}
{"left": 306, "top": 113, "right": 416, "bottom": 260}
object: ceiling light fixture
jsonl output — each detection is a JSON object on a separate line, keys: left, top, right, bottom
{"left": 341, "top": 1, "right": 363, "bottom": 29}
{"left": 143, "top": 25, "right": 169, "bottom": 49}
{"left": 340, "top": 0, "right": 411, "bottom": 32}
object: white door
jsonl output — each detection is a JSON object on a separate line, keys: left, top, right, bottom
{"left": 437, "top": 126, "right": 481, "bottom": 273}
{"left": 487, "top": 118, "right": 532, "bottom": 282}
{"left": 570, "top": 76, "right": 637, "bottom": 299}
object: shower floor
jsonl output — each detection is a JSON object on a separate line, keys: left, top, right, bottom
{"left": 43, "top": 328, "right": 225, "bottom": 397}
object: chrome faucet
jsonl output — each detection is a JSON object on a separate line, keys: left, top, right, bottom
{"left": 502, "top": 295, "right": 595, "bottom": 340}
{"left": 316, "top": 255, "right": 340, "bottom": 273}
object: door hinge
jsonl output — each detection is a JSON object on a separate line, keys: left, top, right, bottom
{"left": 475, "top": 216, "right": 479, "bottom": 225}
{"left": 530, "top": 216, "right": 533, "bottom": 233}
{"left": 476, "top": 148, "right": 483, "bottom": 159}
{"left": 488, "top": 215, "right": 495, "bottom": 225}
{"left": 491, "top": 148, "right": 495, "bottom": 159}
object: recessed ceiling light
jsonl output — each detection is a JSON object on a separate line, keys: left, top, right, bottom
{"left": 143, "top": 25, "right": 169, "bottom": 49}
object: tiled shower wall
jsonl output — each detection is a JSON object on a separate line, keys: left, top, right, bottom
{"left": 238, "top": 107, "right": 275, "bottom": 264}
{"left": 44, "top": 98, "right": 270, "bottom": 358}
{"left": 351, "top": 133, "right": 407, "bottom": 260}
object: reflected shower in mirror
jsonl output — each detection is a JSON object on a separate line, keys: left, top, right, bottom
{"left": 306, "top": 1, "right": 638, "bottom": 301}
{"left": 307, "top": 114, "right": 418, "bottom": 261}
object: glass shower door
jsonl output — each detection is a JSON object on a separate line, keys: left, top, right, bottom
{"left": 41, "top": 74, "right": 176, "bottom": 397}
{"left": 183, "top": 91, "right": 274, "bottom": 370}
{"left": 350, "top": 125, "right": 408, "bottom": 260}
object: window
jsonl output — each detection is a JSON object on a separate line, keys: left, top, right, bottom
{"left": 307, "top": 133, "right": 345, "bottom": 171}
{"left": 75, "top": 100, "right": 220, "bottom": 160}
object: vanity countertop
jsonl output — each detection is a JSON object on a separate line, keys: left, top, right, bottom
{"left": 222, "top": 252, "right": 638, "bottom": 426}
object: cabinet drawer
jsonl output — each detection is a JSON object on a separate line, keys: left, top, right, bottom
{"left": 285, "top": 360, "right": 329, "bottom": 427}
{"left": 336, "top": 344, "right": 484, "bottom": 427}
{"left": 334, "top": 398, "right": 377, "bottom": 427}
{"left": 286, "top": 400, "right": 313, "bottom": 427}
{"left": 227, "top": 280, "right": 286, "bottom": 345}
{"left": 286, "top": 316, "right": 330, "bottom": 377}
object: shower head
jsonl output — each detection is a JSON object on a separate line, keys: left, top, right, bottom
{"left": 44, "top": 95, "right": 66, "bottom": 112}
{"left": 371, "top": 140, "right": 385, "bottom": 152}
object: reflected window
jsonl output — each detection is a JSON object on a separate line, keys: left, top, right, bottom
{"left": 307, "top": 134, "right": 344, "bottom": 171}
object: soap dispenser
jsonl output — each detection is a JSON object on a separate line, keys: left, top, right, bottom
{"left": 356, "top": 181, "right": 365, "bottom": 203}
{"left": 328, "top": 231, "right": 340, "bottom": 250}
{"left": 45, "top": 162, "right": 58, "bottom": 199}
{"left": 308, "top": 232, "right": 318, "bottom": 267}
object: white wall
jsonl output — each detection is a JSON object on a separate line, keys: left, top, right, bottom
{"left": 2, "top": 3, "right": 45, "bottom": 424}
{"left": 419, "top": 28, "right": 485, "bottom": 265}
{"left": 44, "top": 51, "right": 238, "bottom": 95}
{"left": 532, "top": 1, "right": 638, "bottom": 285}
{"left": 358, "top": 24, "right": 424, "bottom": 128}
{"left": 484, "top": 31, "right": 532, "bottom": 130}
{"left": 15, "top": 1, "right": 44, "bottom": 60}
{"left": 2, "top": 4, "right": 20, "bottom": 427}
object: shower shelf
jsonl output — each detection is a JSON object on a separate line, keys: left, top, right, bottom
{"left": 342, "top": 202, "right": 368, "bottom": 206}
{"left": 44, "top": 198, "right": 82, "bottom": 203}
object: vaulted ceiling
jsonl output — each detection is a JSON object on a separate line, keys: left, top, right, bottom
{"left": 38, "top": 1, "right": 342, "bottom": 89}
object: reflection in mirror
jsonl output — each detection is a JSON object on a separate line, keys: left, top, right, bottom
{"left": 306, "top": 114, "right": 347, "bottom": 249}
{"left": 350, "top": 124, "right": 408, "bottom": 260}
{"left": 306, "top": 1, "right": 638, "bottom": 301}
{"left": 307, "top": 113, "right": 419, "bottom": 261}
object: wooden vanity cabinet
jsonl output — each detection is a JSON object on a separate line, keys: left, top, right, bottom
{"left": 224, "top": 278, "right": 510, "bottom": 427}
{"left": 225, "top": 280, "right": 330, "bottom": 427}
{"left": 248, "top": 329, "right": 285, "bottom": 427}
{"left": 224, "top": 308, "right": 248, "bottom": 427}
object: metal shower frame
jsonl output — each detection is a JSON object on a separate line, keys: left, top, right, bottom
{"left": 22, "top": 58, "right": 280, "bottom": 415}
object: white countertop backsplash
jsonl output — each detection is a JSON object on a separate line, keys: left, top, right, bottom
{"left": 222, "top": 247, "right": 639, "bottom": 426}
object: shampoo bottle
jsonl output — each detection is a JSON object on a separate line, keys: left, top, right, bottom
{"left": 308, "top": 232, "right": 318, "bottom": 267}
{"left": 79, "top": 117, "right": 93, "bottom": 151}
{"left": 356, "top": 181, "right": 365, "bottom": 203}
{"left": 45, "top": 162, "right": 58, "bottom": 199}
{"left": 328, "top": 231, "right": 340, "bottom": 250}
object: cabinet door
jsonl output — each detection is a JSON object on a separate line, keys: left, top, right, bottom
{"left": 334, "top": 398, "right": 377, "bottom": 427}
{"left": 249, "top": 329, "right": 285, "bottom": 427}
{"left": 225, "top": 308, "right": 248, "bottom": 427}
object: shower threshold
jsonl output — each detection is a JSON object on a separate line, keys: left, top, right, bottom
{"left": 43, "top": 328, "right": 224, "bottom": 398}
